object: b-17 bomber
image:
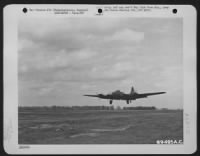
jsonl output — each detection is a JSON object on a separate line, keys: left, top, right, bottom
{"left": 84, "top": 86, "right": 166, "bottom": 104}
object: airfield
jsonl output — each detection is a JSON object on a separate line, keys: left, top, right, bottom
{"left": 19, "top": 107, "right": 183, "bottom": 144}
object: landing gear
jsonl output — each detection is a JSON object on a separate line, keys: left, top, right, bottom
{"left": 109, "top": 100, "right": 113, "bottom": 104}
{"left": 126, "top": 100, "right": 129, "bottom": 104}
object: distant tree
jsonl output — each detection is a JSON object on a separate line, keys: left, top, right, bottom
{"left": 116, "top": 106, "right": 121, "bottom": 110}
{"left": 110, "top": 106, "right": 114, "bottom": 110}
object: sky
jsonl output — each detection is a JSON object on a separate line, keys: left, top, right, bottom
{"left": 18, "top": 17, "right": 183, "bottom": 109}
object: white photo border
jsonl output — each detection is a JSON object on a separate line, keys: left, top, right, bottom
{"left": 3, "top": 4, "right": 197, "bottom": 154}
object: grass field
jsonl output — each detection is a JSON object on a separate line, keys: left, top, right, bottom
{"left": 18, "top": 109, "right": 183, "bottom": 144}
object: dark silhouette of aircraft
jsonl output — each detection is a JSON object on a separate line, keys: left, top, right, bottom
{"left": 84, "top": 86, "right": 166, "bottom": 104}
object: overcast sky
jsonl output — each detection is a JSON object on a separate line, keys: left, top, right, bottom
{"left": 18, "top": 17, "right": 183, "bottom": 109}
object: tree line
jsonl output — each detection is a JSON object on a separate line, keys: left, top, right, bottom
{"left": 19, "top": 105, "right": 157, "bottom": 111}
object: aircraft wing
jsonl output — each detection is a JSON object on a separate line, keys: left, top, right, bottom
{"left": 83, "top": 94, "right": 110, "bottom": 99}
{"left": 138, "top": 92, "right": 166, "bottom": 97}
{"left": 84, "top": 94, "right": 101, "bottom": 97}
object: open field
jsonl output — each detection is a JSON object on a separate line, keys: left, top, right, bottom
{"left": 19, "top": 109, "right": 183, "bottom": 144}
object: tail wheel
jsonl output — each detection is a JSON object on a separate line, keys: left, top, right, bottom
{"left": 109, "top": 100, "right": 113, "bottom": 104}
{"left": 126, "top": 100, "right": 129, "bottom": 104}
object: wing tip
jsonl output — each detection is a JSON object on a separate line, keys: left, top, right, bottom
{"left": 158, "top": 92, "right": 166, "bottom": 94}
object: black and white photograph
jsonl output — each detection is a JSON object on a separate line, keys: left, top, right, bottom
{"left": 18, "top": 17, "right": 183, "bottom": 144}
{"left": 3, "top": 4, "right": 197, "bottom": 154}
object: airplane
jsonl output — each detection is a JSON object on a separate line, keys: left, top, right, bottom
{"left": 84, "top": 86, "right": 166, "bottom": 104}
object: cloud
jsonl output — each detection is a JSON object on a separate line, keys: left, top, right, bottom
{"left": 18, "top": 17, "right": 183, "bottom": 109}
{"left": 155, "top": 66, "right": 182, "bottom": 92}
{"left": 109, "top": 29, "right": 144, "bottom": 42}
{"left": 19, "top": 48, "right": 98, "bottom": 73}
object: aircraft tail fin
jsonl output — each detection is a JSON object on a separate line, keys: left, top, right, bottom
{"left": 130, "top": 86, "right": 136, "bottom": 95}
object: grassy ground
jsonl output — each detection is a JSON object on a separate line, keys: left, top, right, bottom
{"left": 18, "top": 109, "right": 183, "bottom": 144}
